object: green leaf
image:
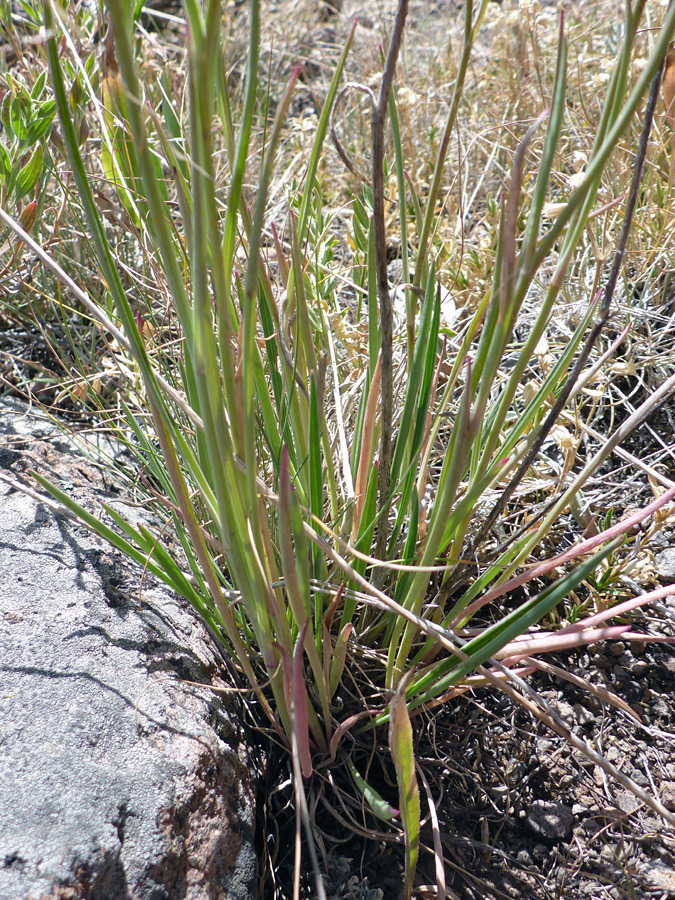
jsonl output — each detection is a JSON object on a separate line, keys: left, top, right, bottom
{"left": 30, "top": 71, "right": 47, "bottom": 101}
{"left": 10, "top": 92, "right": 29, "bottom": 144}
{"left": 25, "top": 105, "right": 56, "bottom": 146}
{"left": 38, "top": 98, "right": 57, "bottom": 119}
{"left": 347, "top": 760, "right": 399, "bottom": 822}
{"left": 308, "top": 375, "right": 323, "bottom": 578}
{"left": 0, "top": 142, "right": 12, "bottom": 183}
{"left": 85, "top": 51, "right": 97, "bottom": 77}
{"left": 389, "top": 675, "right": 420, "bottom": 900}
{"left": 15, "top": 145, "right": 43, "bottom": 199}
{"left": 389, "top": 270, "right": 439, "bottom": 491}
{"left": 1, "top": 94, "right": 13, "bottom": 141}
{"left": 69, "top": 74, "right": 83, "bottom": 112}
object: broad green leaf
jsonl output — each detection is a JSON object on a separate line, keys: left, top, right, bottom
{"left": 0, "top": 143, "right": 11, "bottom": 183}
{"left": 25, "top": 107, "right": 56, "bottom": 146}
{"left": 30, "top": 71, "right": 47, "bottom": 100}
{"left": 15, "top": 145, "right": 43, "bottom": 198}
{"left": 3, "top": 94, "right": 15, "bottom": 142}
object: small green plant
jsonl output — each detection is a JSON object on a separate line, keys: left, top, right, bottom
{"left": 3, "top": 0, "right": 675, "bottom": 894}
{"left": 0, "top": 68, "right": 54, "bottom": 269}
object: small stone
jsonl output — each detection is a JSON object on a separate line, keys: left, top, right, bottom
{"left": 630, "top": 770, "right": 649, "bottom": 787}
{"left": 652, "top": 698, "right": 670, "bottom": 718}
{"left": 631, "top": 660, "right": 649, "bottom": 676}
{"left": 614, "top": 790, "right": 640, "bottom": 814}
{"left": 572, "top": 748, "right": 595, "bottom": 768}
{"left": 606, "top": 745, "right": 620, "bottom": 764}
{"left": 525, "top": 800, "right": 574, "bottom": 840}
{"left": 661, "top": 781, "right": 675, "bottom": 811}
{"left": 532, "top": 843, "right": 548, "bottom": 862}
{"left": 655, "top": 548, "right": 675, "bottom": 583}
{"left": 641, "top": 862, "right": 675, "bottom": 891}
{"left": 608, "top": 641, "right": 626, "bottom": 657}
{"left": 516, "top": 849, "right": 532, "bottom": 866}
{"left": 612, "top": 665, "right": 641, "bottom": 702}
{"left": 549, "top": 698, "right": 575, "bottom": 721}
{"left": 574, "top": 703, "right": 595, "bottom": 726}
{"left": 593, "top": 653, "right": 611, "bottom": 670}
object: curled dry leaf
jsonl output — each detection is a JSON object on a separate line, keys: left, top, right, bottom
{"left": 550, "top": 424, "right": 575, "bottom": 452}
{"left": 521, "top": 379, "right": 540, "bottom": 407}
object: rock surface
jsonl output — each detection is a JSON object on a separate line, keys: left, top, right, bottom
{"left": 525, "top": 800, "right": 574, "bottom": 841}
{"left": 655, "top": 547, "right": 675, "bottom": 584}
{"left": 0, "top": 399, "right": 256, "bottom": 900}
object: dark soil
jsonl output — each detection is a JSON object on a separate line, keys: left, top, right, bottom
{"left": 257, "top": 627, "right": 675, "bottom": 900}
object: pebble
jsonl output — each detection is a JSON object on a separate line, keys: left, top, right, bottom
{"left": 652, "top": 698, "right": 670, "bottom": 718}
{"left": 532, "top": 843, "right": 548, "bottom": 862}
{"left": 574, "top": 703, "right": 595, "bottom": 726}
{"left": 525, "top": 800, "right": 574, "bottom": 840}
{"left": 549, "top": 699, "right": 575, "bottom": 721}
{"left": 614, "top": 790, "right": 640, "bottom": 814}
{"left": 631, "top": 770, "right": 649, "bottom": 787}
{"left": 640, "top": 862, "right": 675, "bottom": 891}
{"left": 661, "top": 781, "right": 675, "bottom": 811}
{"left": 605, "top": 746, "right": 620, "bottom": 764}
{"left": 655, "top": 548, "right": 675, "bottom": 583}
{"left": 572, "top": 748, "right": 595, "bottom": 768}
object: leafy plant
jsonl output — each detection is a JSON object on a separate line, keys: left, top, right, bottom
{"left": 0, "top": 67, "right": 54, "bottom": 268}
{"left": 3, "top": 0, "right": 675, "bottom": 894}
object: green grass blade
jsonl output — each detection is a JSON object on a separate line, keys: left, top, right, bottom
{"left": 389, "top": 674, "right": 420, "bottom": 900}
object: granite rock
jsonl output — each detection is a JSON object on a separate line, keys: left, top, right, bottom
{"left": 0, "top": 399, "right": 256, "bottom": 900}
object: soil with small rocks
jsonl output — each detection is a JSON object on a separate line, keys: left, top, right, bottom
{"left": 258, "top": 626, "right": 675, "bottom": 900}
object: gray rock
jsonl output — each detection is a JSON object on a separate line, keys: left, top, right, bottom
{"left": 661, "top": 781, "right": 675, "bottom": 811}
{"left": 573, "top": 703, "right": 595, "bottom": 727}
{"left": 0, "top": 402, "right": 256, "bottom": 900}
{"left": 614, "top": 790, "right": 640, "bottom": 814}
{"left": 525, "top": 800, "right": 574, "bottom": 841}
{"left": 655, "top": 547, "right": 675, "bottom": 583}
{"left": 640, "top": 861, "right": 675, "bottom": 892}
{"left": 652, "top": 697, "right": 671, "bottom": 718}
{"left": 548, "top": 699, "right": 574, "bottom": 721}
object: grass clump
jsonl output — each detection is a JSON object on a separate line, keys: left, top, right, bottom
{"left": 3, "top": 0, "right": 675, "bottom": 894}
